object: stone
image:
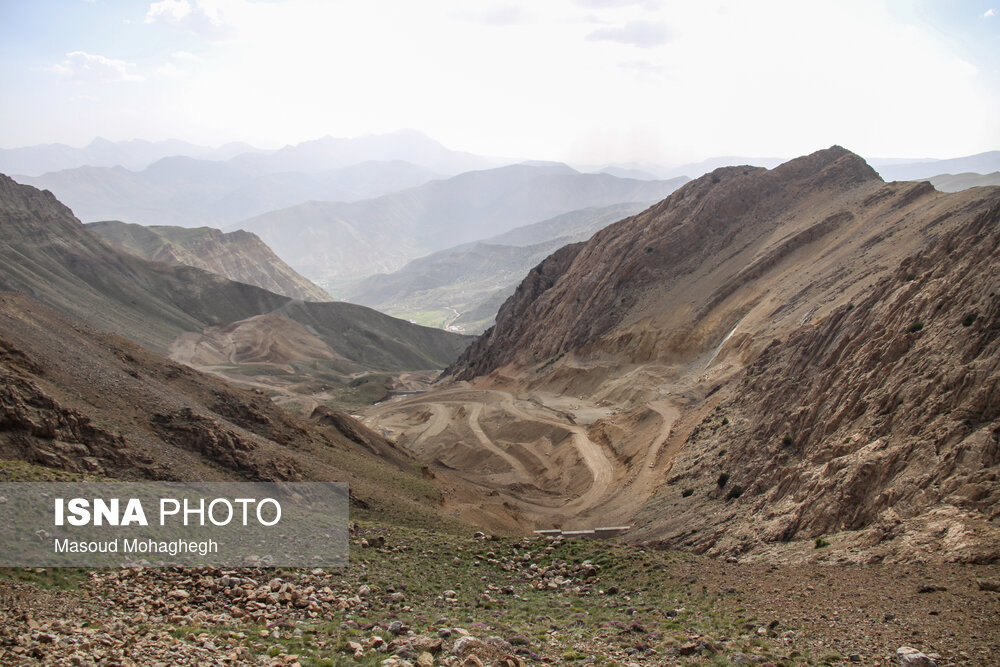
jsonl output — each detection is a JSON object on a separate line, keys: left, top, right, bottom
{"left": 896, "top": 647, "right": 937, "bottom": 666}
{"left": 678, "top": 642, "right": 699, "bottom": 656}
{"left": 976, "top": 578, "right": 1000, "bottom": 592}
{"left": 410, "top": 636, "right": 443, "bottom": 653}
{"left": 452, "top": 636, "right": 486, "bottom": 657}
{"left": 416, "top": 653, "right": 434, "bottom": 667}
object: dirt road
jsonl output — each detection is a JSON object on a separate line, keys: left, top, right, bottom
{"left": 364, "top": 384, "right": 678, "bottom": 530}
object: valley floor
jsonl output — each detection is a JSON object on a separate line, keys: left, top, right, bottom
{"left": 2, "top": 522, "right": 998, "bottom": 666}
{"left": 360, "top": 359, "right": 714, "bottom": 539}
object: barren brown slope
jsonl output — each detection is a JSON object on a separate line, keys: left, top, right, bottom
{"left": 86, "top": 220, "right": 331, "bottom": 301}
{"left": 632, "top": 200, "right": 1000, "bottom": 563}
{"left": 405, "top": 146, "right": 1000, "bottom": 561}
{"left": 0, "top": 291, "right": 454, "bottom": 527}
{"left": 447, "top": 147, "right": 1000, "bottom": 382}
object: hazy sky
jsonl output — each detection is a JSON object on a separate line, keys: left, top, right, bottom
{"left": 1, "top": 0, "right": 998, "bottom": 164}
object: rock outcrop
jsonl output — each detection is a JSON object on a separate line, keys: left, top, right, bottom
{"left": 635, "top": 201, "right": 1000, "bottom": 562}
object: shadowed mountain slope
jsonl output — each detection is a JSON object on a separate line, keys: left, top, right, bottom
{"left": 0, "top": 291, "right": 455, "bottom": 527}
{"left": 86, "top": 220, "right": 331, "bottom": 302}
{"left": 0, "top": 174, "right": 468, "bottom": 370}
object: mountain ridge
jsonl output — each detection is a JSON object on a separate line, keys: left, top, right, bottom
{"left": 361, "top": 145, "right": 1000, "bottom": 563}
{"left": 235, "top": 164, "right": 689, "bottom": 284}
{"left": 0, "top": 173, "right": 468, "bottom": 371}
{"left": 86, "top": 220, "right": 331, "bottom": 302}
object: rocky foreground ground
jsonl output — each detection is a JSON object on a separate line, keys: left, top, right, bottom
{"left": 1, "top": 523, "right": 998, "bottom": 666}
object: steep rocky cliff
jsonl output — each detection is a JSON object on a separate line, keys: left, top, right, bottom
{"left": 446, "top": 147, "right": 892, "bottom": 378}
{"left": 633, "top": 201, "right": 1000, "bottom": 562}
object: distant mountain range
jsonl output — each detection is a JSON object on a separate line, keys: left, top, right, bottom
{"left": 18, "top": 158, "right": 440, "bottom": 226}
{"left": 345, "top": 202, "right": 650, "bottom": 333}
{"left": 923, "top": 171, "right": 1000, "bottom": 192}
{"left": 235, "top": 163, "right": 689, "bottom": 285}
{"left": 2, "top": 129, "right": 496, "bottom": 178}
{"left": 872, "top": 151, "right": 1000, "bottom": 181}
{"left": 227, "top": 129, "right": 498, "bottom": 175}
{"left": 0, "top": 137, "right": 261, "bottom": 177}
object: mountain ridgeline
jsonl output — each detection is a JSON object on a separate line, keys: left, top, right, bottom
{"left": 345, "top": 202, "right": 650, "bottom": 333}
{"left": 234, "top": 164, "right": 689, "bottom": 285}
{"left": 0, "top": 174, "right": 468, "bottom": 370}
{"left": 86, "top": 220, "right": 331, "bottom": 302}
{"left": 441, "top": 146, "right": 1000, "bottom": 562}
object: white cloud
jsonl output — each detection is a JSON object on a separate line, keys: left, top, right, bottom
{"left": 480, "top": 5, "right": 534, "bottom": 26}
{"left": 587, "top": 20, "right": 673, "bottom": 48}
{"left": 157, "top": 62, "right": 186, "bottom": 77}
{"left": 145, "top": 0, "right": 237, "bottom": 40}
{"left": 146, "top": 0, "right": 192, "bottom": 23}
{"left": 171, "top": 50, "right": 201, "bottom": 61}
{"left": 46, "top": 51, "right": 144, "bottom": 83}
{"left": 984, "top": 8, "right": 997, "bottom": 18}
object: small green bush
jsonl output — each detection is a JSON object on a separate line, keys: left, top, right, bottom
{"left": 814, "top": 537, "right": 829, "bottom": 549}
{"left": 907, "top": 321, "right": 924, "bottom": 333}
{"left": 782, "top": 434, "right": 794, "bottom": 447}
{"left": 962, "top": 313, "right": 976, "bottom": 327}
{"left": 681, "top": 488, "right": 694, "bottom": 498}
{"left": 717, "top": 472, "right": 730, "bottom": 488}
{"left": 726, "top": 485, "right": 744, "bottom": 500}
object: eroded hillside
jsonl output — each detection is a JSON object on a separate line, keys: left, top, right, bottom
{"left": 369, "top": 147, "right": 1000, "bottom": 563}
{"left": 0, "top": 291, "right": 457, "bottom": 528}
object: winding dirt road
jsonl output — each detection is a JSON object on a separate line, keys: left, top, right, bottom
{"left": 364, "top": 384, "right": 678, "bottom": 529}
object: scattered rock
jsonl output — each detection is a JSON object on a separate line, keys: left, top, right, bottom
{"left": 976, "top": 578, "right": 1000, "bottom": 592}
{"left": 897, "top": 646, "right": 937, "bottom": 666}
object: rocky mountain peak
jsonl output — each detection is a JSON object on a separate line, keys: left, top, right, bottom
{"left": 444, "top": 146, "right": 888, "bottom": 381}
